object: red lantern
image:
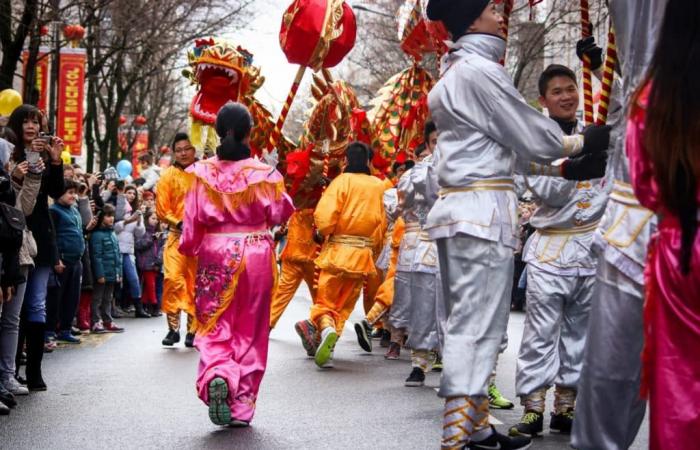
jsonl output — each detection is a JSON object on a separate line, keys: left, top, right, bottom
{"left": 159, "top": 145, "right": 171, "bottom": 154}
{"left": 133, "top": 115, "right": 147, "bottom": 126}
{"left": 279, "top": 0, "right": 357, "bottom": 70}
{"left": 39, "top": 25, "right": 49, "bottom": 37}
{"left": 119, "top": 115, "right": 127, "bottom": 125}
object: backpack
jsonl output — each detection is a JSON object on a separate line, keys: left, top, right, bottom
{"left": 0, "top": 202, "right": 26, "bottom": 253}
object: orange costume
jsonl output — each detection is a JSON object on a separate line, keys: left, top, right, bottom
{"left": 269, "top": 209, "right": 318, "bottom": 328}
{"left": 366, "top": 218, "right": 405, "bottom": 325}
{"left": 311, "top": 173, "right": 386, "bottom": 340}
{"left": 156, "top": 164, "right": 198, "bottom": 335}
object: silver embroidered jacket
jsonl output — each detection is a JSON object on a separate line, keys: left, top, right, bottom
{"left": 375, "top": 187, "right": 398, "bottom": 271}
{"left": 397, "top": 157, "right": 439, "bottom": 274}
{"left": 594, "top": 0, "right": 665, "bottom": 287}
{"left": 425, "top": 33, "right": 574, "bottom": 249}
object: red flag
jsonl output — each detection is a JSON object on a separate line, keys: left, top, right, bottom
{"left": 22, "top": 47, "right": 50, "bottom": 111}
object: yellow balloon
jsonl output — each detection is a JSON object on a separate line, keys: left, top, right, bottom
{"left": 61, "top": 150, "right": 72, "bottom": 164}
{"left": 0, "top": 89, "right": 22, "bottom": 117}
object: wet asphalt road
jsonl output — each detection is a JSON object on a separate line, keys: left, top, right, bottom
{"left": 0, "top": 286, "right": 648, "bottom": 450}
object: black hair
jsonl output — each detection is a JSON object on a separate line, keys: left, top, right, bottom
{"left": 344, "top": 142, "right": 371, "bottom": 175}
{"left": 172, "top": 132, "right": 190, "bottom": 150}
{"left": 215, "top": 102, "right": 252, "bottom": 161}
{"left": 414, "top": 143, "right": 429, "bottom": 159}
{"left": 7, "top": 104, "right": 42, "bottom": 162}
{"left": 61, "top": 178, "right": 80, "bottom": 196}
{"left": 138, "top": 153, "right": 153, "bottom": 165}
{"left": 424, "top": 121, "right": 437, "bottom": 142}
{"left": 426, "top": 0, "right": 490, "bottom": 40}
{"left": 538, "top": 64, "right": 578, "bottom": 97}
{"left": 95, "top": 203, "right": 116, "bottom": 229}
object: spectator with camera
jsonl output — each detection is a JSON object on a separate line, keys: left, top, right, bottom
{"left": 7, "top": 105, "right": 64, "bottom": 392}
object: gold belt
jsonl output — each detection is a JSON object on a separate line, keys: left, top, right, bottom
{"left": 404, "top": 222, "right": 421, "bottom": 233}
{"left": 439, "top": 179, "right": 515, "bottom": 197}
{"left": 540, "top": 221, "right": 600, "bottom": 235}
{"left": 329, "top": 234, "right": 374, "bottom": 248}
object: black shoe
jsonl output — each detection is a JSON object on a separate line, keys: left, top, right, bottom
{"left": 162, "top": 330, "right": 180, "bottom": 346}
{"left": 0, "top": 401, "right": 9, "bottom": 415}
{"left": 27, "top": 378, "right": 47, "bottom": 391}
{"left": 509, "top": 410, "right": 544, "bottom": 437}
{"left": 404, "top": 367, "right": 425, "bottom": 387}
{"left": 134, "top": 303, "right": 151, "bottom": 318}
{"left": 0, "top": 384, "right": 16, "bottom": 408}
{"left": 184, "top": 333, "right": 195, "bottom": 348}
{"left": 550, "top": 409, "right": 574, "bottom": 433}
{"left": 379, "top": 329, "right": 391, "bottom": 348}
{"left": 354, "top": 320, "right": 372, "bottom": 353}
{"left": 150, "top": 305, "right": 163, "bottom": 317}
{"left": 370, "top": 328, "right": 384, "bottom": 339}
{"left": 25, "top": 322, "right": 47, "bottom": 392}
{"left": 470, "top": 426, "right": 532, "bottom": 449}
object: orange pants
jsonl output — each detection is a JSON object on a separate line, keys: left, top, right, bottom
{"left": 269, "top": 260, "right": 317, "bottom": 328}
{"left": 310, "top": 270, "right": 364, "bottom": 336}
{"left": 162, "top": 232, "right": 197, "bottom": 319}
{"left": 362, "top": 269, "right": 384, "bottom": 315}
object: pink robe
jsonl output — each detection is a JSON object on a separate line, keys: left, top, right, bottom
{"left": 179, "top": 156, "right": 294, "bottom": 422}
{"left": 627, "top": 84, "right": 700, "bottom": 450}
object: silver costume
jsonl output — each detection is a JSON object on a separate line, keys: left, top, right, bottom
{"left": 426, "top": 33, "right": 575, "bottom": 402}
{"left": 375, "top": 188, "right": 399, "bottom": 273}
{"left": 514, "top": 147, "right": 608, "bottom": 411}
{"left": 571, "top": 1, "right": 665, "bottom": 449}
{"left": 388, "top": 159, "right": 441, "bottom": 358}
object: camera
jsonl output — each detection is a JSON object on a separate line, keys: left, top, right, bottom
{"left": 38, "top": 133, "right": 55, "bottom": 146}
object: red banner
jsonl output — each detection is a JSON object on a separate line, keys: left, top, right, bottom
{"left": 57, "top": 48, "right": 86, "bottom": 156}
{"left": 22, "top": 47, "right": 50, "bottom": 112}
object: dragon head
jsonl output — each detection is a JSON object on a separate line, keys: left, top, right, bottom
{"left": 184, "top": 38, "right": 264, "bottom": 125}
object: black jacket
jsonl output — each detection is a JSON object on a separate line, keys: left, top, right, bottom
{"left": 0, "top": 167, "right": 25, "bottom": 288}
{"left": 13, "top": 156, "right": 64, "bottom": 267}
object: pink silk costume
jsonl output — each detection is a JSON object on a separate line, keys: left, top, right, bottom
{"left": 179, "top": 156, "right": 294, "bottom": 423}
{"left": 627, "top": 84, "right": 700, "bottom": 450}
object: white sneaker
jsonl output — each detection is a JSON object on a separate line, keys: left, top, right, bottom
{"left": 3, "top": 376, "right": 29, "bottom": 395}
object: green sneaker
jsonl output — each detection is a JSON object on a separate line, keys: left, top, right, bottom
{"left": 509, "top": 410, "right": 544, "bottom": 437}
{"left": 208, "top": 377, "right": 232, "bottom": 426}
{"left": 315, "top": 327, "right": 338, "bottom": 369}
{"left": 488, "top": 383, "right": 515, "bottom": 409}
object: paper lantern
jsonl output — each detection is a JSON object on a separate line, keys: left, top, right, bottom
{"left": 279, "top": 0, "right": 357, "bottom": 70}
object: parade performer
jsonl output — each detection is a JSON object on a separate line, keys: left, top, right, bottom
{"left": 354, "top": 160, "right": 413, "bottom": 353}
{"left": 298, "top": 142, "right": 385, "bottom": 369}
{"left": 156, "top": 133, "right": 199, "bottom": 347}
{"left": 509, "top": 64, "right": 608, "bottom": 437}
{"left": 393, "top": 145, "right": 442, "bottom": 386}
{"left": 269, "top": 208, "right": 318, "bottom": 330}
{"left": 571, "top": 1, "right": 666, "bottom": 448}
{"left": 424, "top": 1, "right": 610, "bottom": 448}
{"left": 625, "top": 4, "right": 700, "bottom": 447}
{"left": 179, "top": 102, "right": 294, "bottom": 427}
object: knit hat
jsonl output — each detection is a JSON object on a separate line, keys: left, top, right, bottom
{"left": 426, "top": 0, "right": 490, "bottom": 39}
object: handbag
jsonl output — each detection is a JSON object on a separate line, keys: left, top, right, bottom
{"left": 0, "top": 202, "right": 26, "bottom": 253}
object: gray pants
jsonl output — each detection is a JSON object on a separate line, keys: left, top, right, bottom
{"left": 92, "top": 282, "right": 115, "bottom": 324}
{"left": 388, "top": 271, "right": 412, "bottom": 330}
{"left": 0, "top": 267, "right": 29, "bottom": 380}
{"left": 571, "top": 259, "right": 646, "bottom": 450}
{"left": 406, "top": 272, "right": 440, "bottom": 351}
{"left": 437, "top": 235, "right": 513, "bottom": 397}
{"left": 515, "top": 265, "right": 593, "bottom": 396}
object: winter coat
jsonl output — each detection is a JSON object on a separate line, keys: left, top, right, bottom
{"left": 89, "top": 227, "right": 122, "bottom": 282}
{"left": 135, "top": 225, "right": 163, "bottom": 271}
{"left": 49, "top": 203, "right": 85, "bottom": 264}
{"left": 13, "top": 153, "right": 64, "bottom": 267}
{"left": 11, "top": 170, "right": 41, "bottom": 267}
{"left": 115, "top": 212, "right": 145, "bottom": 255}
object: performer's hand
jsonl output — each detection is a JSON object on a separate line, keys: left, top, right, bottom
{"left": 579, "top": 125, "right": 611, "bottom": 156}
{"left": 576, "top": 36, "right": 603, "bottom": 71}
{"left": 561, "top": 151, "right": 607, "bottom": 181}
{"left": 97, "top": 277, "right": 106, "bottom": 284}
{"left": 312, "top": 230, "right": 324, "bottom": 245}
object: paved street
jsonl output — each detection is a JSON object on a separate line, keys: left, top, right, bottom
{"left": 0, "top": 288, "right": 648, "bottom": 449}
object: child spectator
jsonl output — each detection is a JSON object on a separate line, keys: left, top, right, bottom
{"left": 135, "top": 210, "right": 163, "bottom": 316}
{"left": 47, "top": 179, "right": 90, "bottom": 344}
{"left": 89, "top": 204, "right": 123, "bottom": 333}
{"left": 115, "top": 185, "right": 149, "bottom": 317}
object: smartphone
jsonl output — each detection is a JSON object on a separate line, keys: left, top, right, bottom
{"left": 26, "top": 151, "right": 43, "bottom": 174}
{"left": 39, "top": 133, "right": 54, "bottom": 146}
